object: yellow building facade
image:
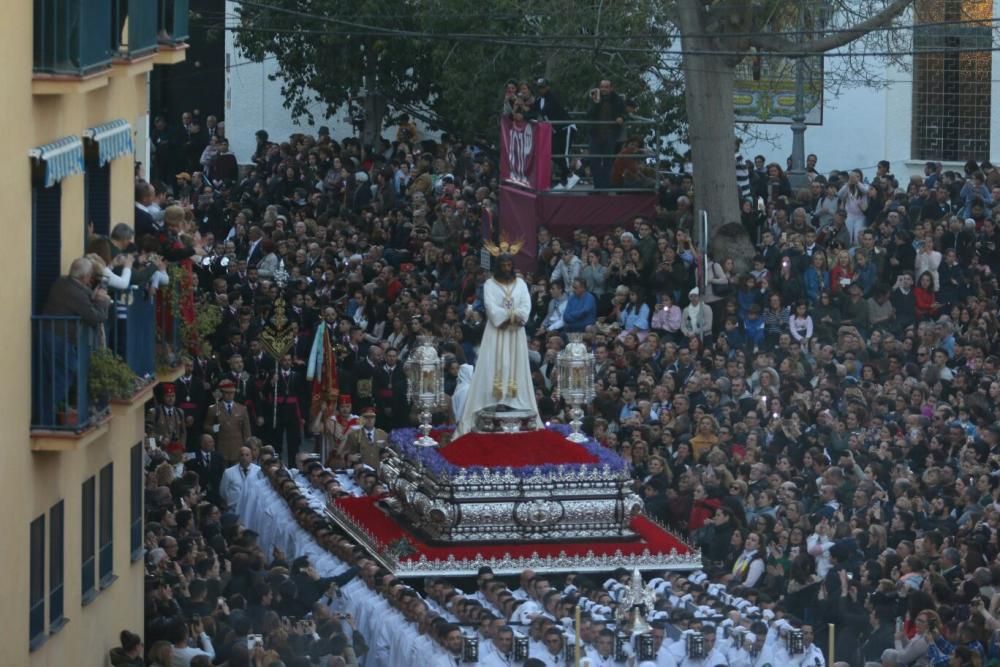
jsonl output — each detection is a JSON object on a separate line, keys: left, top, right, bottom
{"left": 0, "top": 2, "right": 189, "bottom": 665}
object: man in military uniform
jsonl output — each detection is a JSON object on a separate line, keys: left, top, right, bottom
{"left": 147, "top": 383, "right": 187, "bottom": 448}
{"left": 222, "top": 353, "right": 261, "bottom": 431}
{"left": 204, "top": 379, "right": 253, "bottom": 464}
{"left": 343, "top": 407, "right": 388, "bottom": 469}
{"left": 322, "top": 394, "right": 359, "bottom": 469}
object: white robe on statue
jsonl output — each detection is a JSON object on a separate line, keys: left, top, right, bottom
{"left": 456, "top": 276, "right": 542, "bottom": 436}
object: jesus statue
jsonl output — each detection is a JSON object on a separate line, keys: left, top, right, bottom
{"left": 455, "top": 253, "right": 543, "bottom": 436}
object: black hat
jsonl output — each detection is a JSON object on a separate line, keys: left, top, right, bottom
{"left": 536, "top": 77, "right": 550, "bottom": 88}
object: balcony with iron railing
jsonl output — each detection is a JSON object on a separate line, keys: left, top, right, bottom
{"left": 106, "top": 286, "right": 157, "bottom": 379}
{"left": 155, "top": 279, "right": 188, "bottom": 377}
{"left": 33, "top": 0, "right": 189, "bottom": 92}
{"left": 500, "top": 114, "right": 663, "bottom": 195}
{"left": 31, "top": 285, "right": 189, "bottom": 450}
{"left": 31, "top": 315, "right": 103, "bottom": 435}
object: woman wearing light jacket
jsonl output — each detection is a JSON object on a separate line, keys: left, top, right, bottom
{"left": 705, "top": 255, "right": 734, "bottom": 335}
{"left": 681, "top": 288, "right": 713, "bottom": 340}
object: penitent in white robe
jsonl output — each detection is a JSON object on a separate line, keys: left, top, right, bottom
{"left": 456, "top": 276, "right": 543, "bottom": 436}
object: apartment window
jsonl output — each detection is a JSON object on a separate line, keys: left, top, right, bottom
{"left": 85, "top": 162, "right": 111, "bottom": 237}
{"left": 29, "top": 514, "right": 45, "bottom": 649}
{"left": 912, "top": 0, "right": 992, "bottom": 161}
{"left": 130, "top": 443, "right": 143, "bottom": 560}
{"left": 99, "top": 463, "right": 115, "bottom": 586}
{"left": 32, "top": 184, "right": 62, "bottom": 314}
{"left": 81, "top": 476, "right": 96, "bottom": 604}
{"left": 49, "top": 501, "right": 65, "bottom": 631}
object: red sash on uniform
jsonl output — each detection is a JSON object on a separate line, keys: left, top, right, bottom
{"left": 277, "top": 396, "right": 302, "bottom": 424}
{"left": 336, "top": 415, "right": 359, "bottom": 431}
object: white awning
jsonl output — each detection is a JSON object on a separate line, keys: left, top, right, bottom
{"left": 84, "top": 119, "right": 134, "bottom": 166}
{"left": 28, "top": 136, "right": 85, "bottom": 187}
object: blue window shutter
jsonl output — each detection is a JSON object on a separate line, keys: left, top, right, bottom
{"left": 33, "top": 185, "right": 62, "bottom": 314}
{"left": 86, "top": 163, "right": 111, "bottom": 237}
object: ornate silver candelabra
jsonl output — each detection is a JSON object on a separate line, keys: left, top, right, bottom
{"left": 405, "top": 336, "right": 445, "bottom": 447}
{"left": 555, "top": 333, "right": 595, "bottom": 442}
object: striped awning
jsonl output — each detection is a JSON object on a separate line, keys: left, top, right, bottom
{"left": 85, "top": 119, "right": 134, "bottom": 166}
{"left": 29, "top": 136, "right": 85, "bottom": 188}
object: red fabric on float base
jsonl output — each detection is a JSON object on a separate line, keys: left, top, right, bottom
{"left": 334, "top": 496, "right": 691, "bottom": 563}
{"left": 437, "top": 429, "right": 599, "bottom": 468}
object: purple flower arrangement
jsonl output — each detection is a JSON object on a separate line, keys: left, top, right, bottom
{"left": 387, "top": 424, "right": 629, "bottom": 479}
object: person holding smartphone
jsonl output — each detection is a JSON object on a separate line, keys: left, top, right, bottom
{"left": 894, "top": 610, "right": 954, "bottom": 665}
{"left": 167, "top": 615, "right": 215, "bottom": 665}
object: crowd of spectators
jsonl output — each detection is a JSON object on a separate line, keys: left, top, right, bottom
{"left": 105, "top": 100, "right": 1000, "bottom": 667}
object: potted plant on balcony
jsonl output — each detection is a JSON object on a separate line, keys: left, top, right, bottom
{"left": 55, "top": 403, "right": 79, "bottom": 426}
{"left": 89, "top": 348, "right": 140, "bottom": 402}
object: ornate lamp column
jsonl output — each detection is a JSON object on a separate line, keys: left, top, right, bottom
{"left": 555, "top": 333, "right": 595, "bottom": 443}
{"left": 405, "top": 336, "right": 445, "bottom": 447}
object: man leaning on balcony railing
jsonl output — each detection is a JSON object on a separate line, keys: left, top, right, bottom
{"left": 40, "top": 257, "right": 112, "bottom": 419}
{"left": 43, "top": 257, "right": 111, "bottom": 329}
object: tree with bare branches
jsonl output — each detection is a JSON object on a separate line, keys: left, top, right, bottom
{"left": 676, "top": 0, "right": 915, "bottom": 264}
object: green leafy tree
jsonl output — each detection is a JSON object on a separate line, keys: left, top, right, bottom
{"left": 232, "top": 0, "right": 685, "bottom": 147}
{"left": 234, "top": 1, "right": 436, "bottom": 147}
{"left": 415, "top": 0, "right": 681, "bottom": 143}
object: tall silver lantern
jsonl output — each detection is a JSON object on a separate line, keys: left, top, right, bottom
{"left": 555, "top": 333, "right": 595, "bottom": 442}
{"left": 405, "top": 336, "right": 445, "bottom": 447}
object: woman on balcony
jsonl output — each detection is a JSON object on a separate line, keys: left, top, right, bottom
{"left": 85, "top": 252, "right": 132, "bottom": 290}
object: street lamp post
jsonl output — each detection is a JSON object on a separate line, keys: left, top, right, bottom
{"left": 787, "top": 2, "right": 808, "bottom": 189}
{"left": 788, "top": 56, "right": 808, "bottom": 189}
